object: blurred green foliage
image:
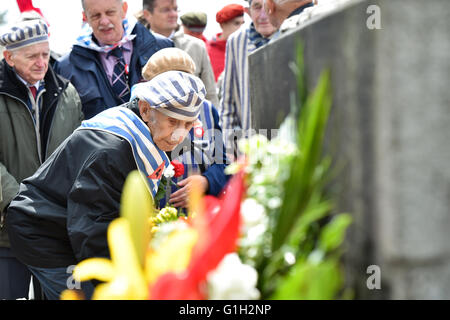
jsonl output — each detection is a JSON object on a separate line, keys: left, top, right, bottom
{"left": 234, "top": 43, "right": 352, "bottom": 300}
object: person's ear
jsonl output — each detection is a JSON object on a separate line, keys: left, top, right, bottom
{"left": 266, "top": 0, "right": 275, "bottom": 14}
{"left": 3, "top": 50, "right": 15, "bottom": 68}
{"left": 138, "top": 100, "right": 151, "bottom": 122}
{"left": 143, "top": 9, "right": 152, "bottom": 23}
{"left": 244, "top": 7, "right": 250, "bottom": 15}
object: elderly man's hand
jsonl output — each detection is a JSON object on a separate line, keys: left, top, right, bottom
{"left": 168, "top": 175, "right": 209, "bottom": 208}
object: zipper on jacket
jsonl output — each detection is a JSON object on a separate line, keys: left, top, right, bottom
{"left": 0, "top": 212, "right": 4, "bottom": 230}
{"left": 42, "top": 87, "right": 63, "bottom": 158}
{"left": 41, "top": 68, "right": 67, "bottom": 159}
{"left": 31, "top": 87, "right": 46, "bottom": 164}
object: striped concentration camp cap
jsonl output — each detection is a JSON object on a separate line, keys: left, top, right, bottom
{"left": 0, "top": 19, "right": 48, "bottom": 50}
{"left": 131, "top": 71, "right": 206, "bottom": 122}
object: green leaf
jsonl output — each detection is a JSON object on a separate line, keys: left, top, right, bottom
{"left": 318, "top": 214, "right": 353, "bottom": 253}
{"left": 272, "top": 69, "right": 332, "bottom": 251}
{"left": 287, "top": 196, "right": 333, "bottom": 248}
{"left": 153, "top": 178, "right": 168, "bottom": 206}
{"left": 271, "top": 259, "right": 342, "bottom": 300}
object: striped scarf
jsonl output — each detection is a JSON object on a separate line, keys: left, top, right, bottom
{"left": 75, "top": 17, "right": 137, "bottom": 53}
{"left": 247, "top": 22, "right": 271, "bottom": 49}
{"left": 77, "top": 106, "right": 169, "bottom": 197}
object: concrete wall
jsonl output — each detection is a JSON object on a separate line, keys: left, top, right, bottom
{"left": 249, "top": 0, "right": 450, "bottom": 299}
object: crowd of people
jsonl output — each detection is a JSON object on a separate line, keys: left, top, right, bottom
{"left": 0, "top": 0, "right": 324, "bottom": 300}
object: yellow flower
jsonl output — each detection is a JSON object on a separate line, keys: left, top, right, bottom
{"left": 119, "top": 170, "right": 154, "bottom": 268}
{"left": 63, "top": 171, "right": 153, "bottom": 300}
{"left": 61, "top": 170, "right": 214, "bottom": 300}
{"left": 60, "top": 289, "right": 85, "bottom": 300}
{"left": 146, "top": 227, "right": 198, "bottom": 285}
{"left": 152, "top": 206, "right": 179, "bottom": 225}
{"left": 73, "top": 218, "right": 148, "bottom": 300}
{"left": 145, "top": 181, "right": 205, "bottom": 286}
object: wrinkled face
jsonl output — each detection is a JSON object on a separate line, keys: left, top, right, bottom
{"left": 249, "top": 0, "right": 277, "bottom": 38}
{"left": 220, "top": 16, "right": 245, "bottom": 36}
{"left": 4, "top": 42, "right": 50, "bottom": 85}
{"left": 143, "top": 0, "right": 178, "bottom": 37}
{"left": 140, "top": 101, "right": 195, "bottom": 152}
{"left": 83, "top": 0, "right": 127, "bottom": 45}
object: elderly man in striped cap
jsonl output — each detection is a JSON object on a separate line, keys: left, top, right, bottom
{"left": 141, "top": 47, "right": 230, "bottom": 209}
{"left": 6, "top": 70, "right": 206, "bottom": 300}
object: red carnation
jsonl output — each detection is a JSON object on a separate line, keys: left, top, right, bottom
{"left": 171, "top": 160, "right": 185, "bottom": 178}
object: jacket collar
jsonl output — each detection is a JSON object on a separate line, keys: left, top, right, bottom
{"left": 209, "top": 33, "right": 227, "bottom": 50}
{"left": 287, "top": 1, "right": 314, "bottom": 18}
{"left": 70, "top": 23, "right": 158, "bottom": 72}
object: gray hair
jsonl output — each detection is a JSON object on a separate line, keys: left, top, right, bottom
{"left": 81, "top": 0, "right": 123, "bottom": 12}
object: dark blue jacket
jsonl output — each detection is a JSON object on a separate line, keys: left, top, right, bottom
{"left": 54, "top": 22, "right": 173, "bottom": 119}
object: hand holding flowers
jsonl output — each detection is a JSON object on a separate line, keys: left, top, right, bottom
{"left": 154, "top": 160, "right": 185, "bottom": 207}
{"left": 169, "top": 175, "right": 209, "bottom": 208}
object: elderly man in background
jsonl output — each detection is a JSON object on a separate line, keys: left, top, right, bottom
{"left": 6, "top": 70, "right": 207, "bottom": 300}
{"left": 0, "top": 19, "right": 83, "bottom": 299}
{"left": 140, "top": 0, "right": 219, "bottom": 107}
{"left": 207, "top": 4, "right": 245, "bottom": 82}
{"left": 264, "top": 0, "right": 314, "bottom": 32}
{"left": 219, "top": 0, "right": 277, "bottom": 160}
{"left": 55, "top": 0, "right": 173, "bottom": 119}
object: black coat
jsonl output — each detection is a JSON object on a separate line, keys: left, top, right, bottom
{"left": 6, "top": 129, "right": 136, "bottom": 268}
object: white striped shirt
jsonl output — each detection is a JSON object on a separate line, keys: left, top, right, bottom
{"left": 219, "top": 25, "right": 258, "bottom": 153}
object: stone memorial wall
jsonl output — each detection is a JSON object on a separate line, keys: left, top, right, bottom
{"left": 249, "top": 0, "right": 450, "bottom": 299}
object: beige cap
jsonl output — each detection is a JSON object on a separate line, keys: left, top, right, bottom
{"left": 142, "top": 47, "right": 196, "bottom": 81}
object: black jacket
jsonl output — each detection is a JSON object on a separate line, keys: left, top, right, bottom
{"left": 6, "top": 129, "right": 136, "bottom": 268}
